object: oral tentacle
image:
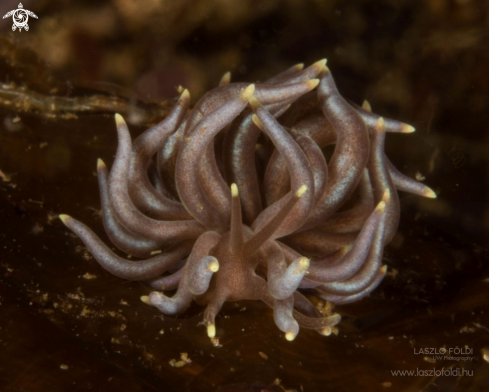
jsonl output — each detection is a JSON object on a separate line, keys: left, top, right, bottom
{"left": 306, "top": 198, "right": 386, "bottom": 283}
{"left": 319, "top": 194, "right": 388, "bottom": 295}
{"left": 296, "top": 135, "right": 328, "bottom": 207}
{"left": 59, "top": 215, "right": 192, "bottom": 280}
{"left": 367, "top": 118, "right": 400, "bottom": 244}
{"left": 128, "top": 89, "right": 191, "bottom": 220}
{"left": 386, "top": 157, "right": 437, "bottom": 198}
{"left": 349, "top": 100, "right": 416, "bottom": 134}
{"left": 176, "top": 84, "right": 255, "bottom": 230}
{"left": 109, "top": 114, "right": 205, "bottom": 242}
{"left": 188, "top": 256, "right": 219, "bottom": 295}
{"left": 222, "top": 81, "right": 320, "bottom": 225}
{"left": 144, "top": 276, "right": 193, "bottom": 315}
{"left": 222, "top": 113, "right": 264, "bottom": 224}
{"left": 250, "top": 100, "right": 315, "bottom": 237}
{"left": 203, "top": 297, "right": 226, "bottom": 338}
{"left": 97, "top": 159, "right": 164, "bottom": 258}
{"left": 185, "top": 79, "right": 321, "bottom": 136}
{"left": 317, "top": 265, "right": 388, "bottom": 305}
{"left": 199, "top": 140, "right": 232, "bottom": 219}
{"left": 156, "top": 120, "right": 186, "bottom": 200}
{"left": 317, "top": 169, "right": 374, "bottom": 234}
{"left": 274, "top": 295, "right": 300, "bottom": 341}
{"left": 301, "top": 66, "right": 370, "bottom": 230}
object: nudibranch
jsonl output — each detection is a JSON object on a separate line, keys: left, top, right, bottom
{"left": 60, "top": 60, "right": 436, "bottom": 341}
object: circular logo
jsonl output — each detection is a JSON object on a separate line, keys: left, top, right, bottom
{"left": 2, "top": 3, "right": 38, "bottom": 32}
{"left": 13, "top": 9, "right": 28, "bottom": 28}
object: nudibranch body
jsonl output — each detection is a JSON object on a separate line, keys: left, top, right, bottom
{"left": 60, "top": 60, "right": 436, "bottom": 341}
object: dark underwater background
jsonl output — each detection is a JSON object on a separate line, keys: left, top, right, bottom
{"left": 0, "top": 0, "right": 488, "bottom": 391}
